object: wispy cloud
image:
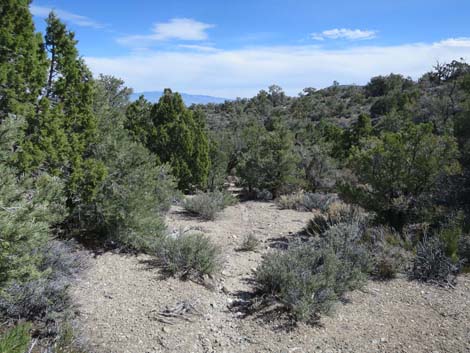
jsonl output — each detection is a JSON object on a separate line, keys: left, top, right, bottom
{"left": 118, "top": 18, "right": 215, "bottom": 46}
{"left": 85, "top": 38, "right": 470, "bottom": 98}
{"left": 312, "top": 28, "right": 377, "bottom": 41}
{"left": 30, "top": 5, "right": 104, "bottom": 28}
{"left": 178, "top": 44, "right": 219, "bottom": 52}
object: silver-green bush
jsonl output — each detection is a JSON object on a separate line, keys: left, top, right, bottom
{"left": 183, "top": 190, "right": 237, "bottom": 220}
{"left": 255, "top": 223, "right": 370, "bottom": 323}
{"left": 155, "top": 232, "right": 221, "bottom": 279}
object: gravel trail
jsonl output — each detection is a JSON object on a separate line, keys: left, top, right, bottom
{"left": 71, "top": 201, "right": 470, "bottom": 353}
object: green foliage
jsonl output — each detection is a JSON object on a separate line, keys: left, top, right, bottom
{"left": 237, "top": 119, "right": 300, "bottom": 197}
{"left": 206, "top": 133, "right": 231, "bottom": 191}
{"left": 183, "top": 190, "right": 237, "bottom": 220}
{"left": 0, "top": 116, "right": 66, "bottom": 289}
{"left": 19, "top": 12, "right": 107, "bottom": 215}
{"left": 0, "top": 241, "right": 85, "bottom": 334}
{"left": 0, "top": 323, "right": 31, "bottom": 353}
{"left": 0, "top": 0, "right": 47, "bottom": 120}
{"left": 345, "top": 123, "right": 460, "bottom": 229}
{"left": 126, "top": 89, "right": 210, "bottom": 190}
{"left": 78, "top": 76, "right": 175, "bottom": 251}
{"left": 155, "top": 232, "right": 221, "bottom": 279}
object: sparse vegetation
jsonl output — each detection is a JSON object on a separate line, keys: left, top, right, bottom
{"left": 155, "top": 232, "right": 221, "bottom": 279}
{"left": 238, "top": 233, "right": 260, "bottom": 252}
{"left": 277, "top": 192, "right": 338, "bottom": 212}
{"left": 183, "top": 190, "right": 237, "bottom": 220}
{"left": 255, "top": 226, "right": 370, "bottom": 323}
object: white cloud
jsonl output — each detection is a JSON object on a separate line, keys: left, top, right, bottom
{"left": 85, "top": 38, "right": 470, "bottom": 98}
{"left": 118, "top": 18, "right": 214, "bottom": 46}
{"left": 30, "top": 5, "right": 104, "bottom": 28}
{"left": 178, "top": 44, "right": 219, "bottom": 52}
{"left": 312, "top": 28, "right": 377, "bottom": 41}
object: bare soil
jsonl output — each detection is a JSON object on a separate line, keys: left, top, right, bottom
{"left": 71, "top": 201, "right": 470, "bottom": 353}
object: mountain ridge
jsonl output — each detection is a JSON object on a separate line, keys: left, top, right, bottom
{"left": 131, "top": 91, "right": 229, "bottom": 106}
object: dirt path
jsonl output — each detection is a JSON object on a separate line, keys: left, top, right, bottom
{"left": 71, "top": 201, "right": 470, "bottom": 353}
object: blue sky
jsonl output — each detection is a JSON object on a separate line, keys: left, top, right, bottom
{"left": 30, "top": 0, "right": 470, "bottom": 98}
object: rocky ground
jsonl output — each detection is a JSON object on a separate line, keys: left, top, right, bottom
{"left": 71, "top": 201, "right": 470, "bottom": 353}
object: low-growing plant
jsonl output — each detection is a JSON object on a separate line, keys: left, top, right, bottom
{"left": 238, "top": 233, "right": 260, "bottom": 252}
{"left": 0, "top": 323, "right": 31, "bottom": 353}
{"left": 363, "top": 226, "right": 411, "bottom": 279}
{"left": 458, "top": 233, "right": 470, "bottom": 270}
{"left": 305, "top": 202, "right": 367, "bottom": 237}
{"left": 183, "top": 190, "right": 237, "bottom": 220}
{"left": 410, "top": 236, "right": 460, "bottom": 286}
{"left": 255, "top": 223, "right": 370, "bottom": 323}
{"left": 0, "top": 241, "right": 86, "bottom": 335}
{"left": 277, "top": 192, "right": 338, "bottom": 212}
{"left": 155, "top": 232, "right": 221, "bottom": 279}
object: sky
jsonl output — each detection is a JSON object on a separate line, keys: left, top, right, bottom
{"left": 30, "top": 0, "right": 470, "bottom": 98}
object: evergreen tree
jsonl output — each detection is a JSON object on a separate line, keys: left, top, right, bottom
{"left": 83, "top": 76, "right": 175, "bottom": 250}
{"left": 238, "top": 119, "right": 299, "bottom": 197}
{"left": 22, "top": 13, "right": 106, "bottom": 207}
{"left": 344, "top": 123, "right": 460, "bottom": 229}
{"left": 127, "top": 89, "right": 210, "bottom": 190}
{"left": 0, "top": 116, "right": 66, "bottom": 288}
{"left": 0, "top": 0, "right": 47, "bottom": 120}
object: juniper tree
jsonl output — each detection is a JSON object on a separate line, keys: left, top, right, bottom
{"left": 127, "top": 89, "right": 210, "bottom": 190}
{"left": 0, "top": 0, "right": 47, "bottom": 120}
{"left": 22, "top": 13, "right": 106, "bottom": 207}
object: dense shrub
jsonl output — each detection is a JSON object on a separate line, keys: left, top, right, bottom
{"left": 126, "top": 89, "right": 210, "bottom": 190}
{"left": 0, "top": 241, "right": 85, "bottom": 334}
{"left": 77, "top": 76, "right": 176, "bottom": 252}
{"left": 237, "top": 119, "right": 300, "bottom": 198}
{"left": 255, "top": 223, "right": 370, "bottom": 323}
{"left": 363, "top": 226, "right": 411, "bottom": 279}
{"left": 410, "top": 236, "right": 460, "bottom": 286}
{"left": 155, "top": 232, "right": 221, "bottom": 279}
{"left": 305, "top": 203, "right": 367, "bottom": 237}
{"left": 458, "top": 233, "right": 470, "bottom": 268}
{"left": 183, "top": 190, "right": 237, "bottom": 220}
{"left": 0, "top": 323, "right": 31, "bottom": 353}
{"left": 277, "top": 192, "right": 338, "bottom": 212}
{"left": 344, "top": 123, "right": 460, "bottom": 229}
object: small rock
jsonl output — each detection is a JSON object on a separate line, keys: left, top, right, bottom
{"left": 161, "top": 326, "right": 170, "bottom": 333}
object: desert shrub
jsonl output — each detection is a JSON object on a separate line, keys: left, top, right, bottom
{"left": 277, "top": 192, "right": 338, "bottom": 212}
{"left": 0, "top": 241, "right": 85, "bottom": 334}
{"left": 255, "top": 223, "right": 370, "bottom": 323}
{"left": 458, "top": 233, "right": 470, "bottom": 268}
{"left": 183, "top": 190, "right": 237, "bottom": 220}
{"left": 155, "top": 232, "right": 221, "bottom": 278}
{"left": 81, "top": 76, "right": 177, "bottom": 252}
{"left": 363, "top": 226, "right": 411, "bottom": 279}
{"left": 238, "top": 233, "right": 260, "bottom": 252}
{"left": 439, "top": 221, "right": 462, "bottom": 263}
{"left": 410, "top": 236, "right": 460, "bottom": 286}
{"left": 305, "top": 203, "right": 367, "bottom": 236}
{"left": 0, "top": 323, "right": 31, "bottom": 353}
{"left": 344, "top": 123, "right": 460, "bottom": 230}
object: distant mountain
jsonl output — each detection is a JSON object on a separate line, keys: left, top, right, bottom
{"left": 130, "top": 91, "right": 229, "bottom": 106}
